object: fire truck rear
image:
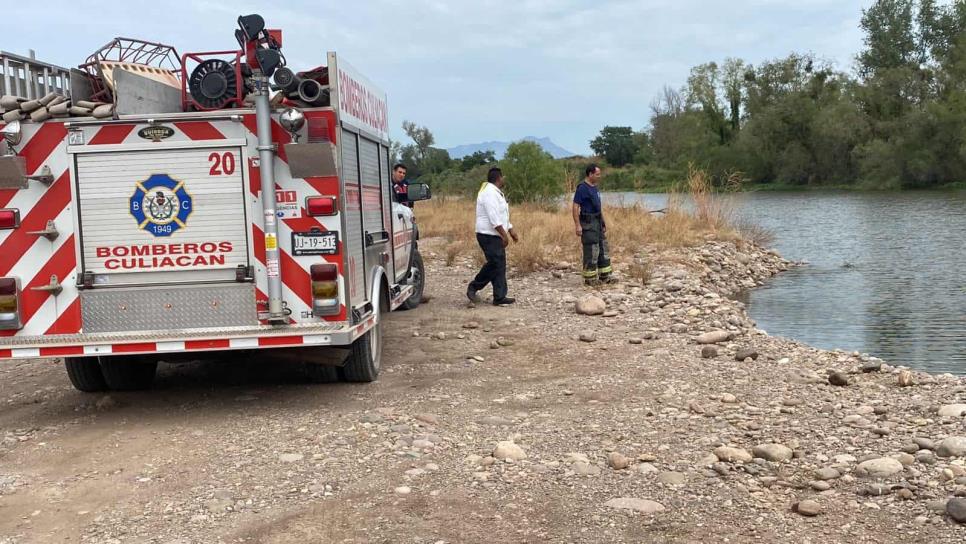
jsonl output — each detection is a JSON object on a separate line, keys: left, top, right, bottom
{"left": 0, "top": 15, "right": 429, "bottom": 390}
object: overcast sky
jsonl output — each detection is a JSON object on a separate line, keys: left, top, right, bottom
{"left": 6, "top": 0, "right": 871, "bottom": 154}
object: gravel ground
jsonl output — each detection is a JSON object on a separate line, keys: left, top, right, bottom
{"left": 1, "top": 237, "right": 965, "bottom": 543}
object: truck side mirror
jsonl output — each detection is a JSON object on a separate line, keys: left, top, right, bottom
{"left": 402, "top": 183, "right": 431, "bottom": 202}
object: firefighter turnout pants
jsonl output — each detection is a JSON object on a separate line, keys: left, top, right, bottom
{"left": 580, "top": 213, "right": 612, "bottom": 282}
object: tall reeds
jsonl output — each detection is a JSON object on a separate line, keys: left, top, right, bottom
{"left": 417, "top": 168, "right": 746, "bottom": 274}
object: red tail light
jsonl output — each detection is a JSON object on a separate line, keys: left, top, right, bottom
{"left": 0, "top": 278, "right": 16, "bottom": 296}
{"left": 310, "top": 263, "right": 338, "bottom": 281}
{"left": 306, "top": 196, "right": 337, "bottom": 216}
{"left": 0, "top": 209, "right": 20, "bottom": 229}
{"left": 310, "top": 264, "right": 339, "bottom": 316}
{"left": 0, "top": 277, "right": 22, "bottom": 330}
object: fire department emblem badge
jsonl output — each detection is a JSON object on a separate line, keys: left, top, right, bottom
{"left": 130, "top": 174, "right": 193, "bottom": 237}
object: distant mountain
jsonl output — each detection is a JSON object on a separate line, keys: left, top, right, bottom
{"left": 446, "top": 137, "right": 577, "bottom": 160}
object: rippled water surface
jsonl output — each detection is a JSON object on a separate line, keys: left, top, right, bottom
{"left": 606, "top": 191, "right": 966, "bottom": 374}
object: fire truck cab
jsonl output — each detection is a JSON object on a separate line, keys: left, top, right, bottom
{"left": 0, "top": 21, "right": 429, "bottom": 390}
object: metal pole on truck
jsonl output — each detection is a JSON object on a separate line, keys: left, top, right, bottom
{"left": 252, "top": 72, "right": 285, "bottom": 323}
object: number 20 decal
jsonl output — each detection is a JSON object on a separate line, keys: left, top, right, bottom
{"left": 208, "top": 152, "right": 236, "bottom": 176}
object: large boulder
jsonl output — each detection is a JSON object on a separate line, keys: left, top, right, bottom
{"left": 604, "top": 498, "right": 666, "bottom": 514}
{"left": 493, "top": 441, "right": 527, "bottom": 461}
{"left": 753, "top": 443, "right": 793, "bottom": 462}
{"left": 576, "top": 295, "right": 606, "bottom": 316}
{"left": 938, "top": 404, "right": 966, "bottom": 417}
{"left": 714, "top": 446, "right": 752, "bottom": 463}
{"left": 948, "top": 498, "right": 966, "bottom": 524}
{"left": 855, "top": 457, "right": 903, "bottom": 478}
{"left": 695, "top": 331, "right": 732, "bottom": 345}
{"left": 937, "top": 436, "right": 966, "bottom": 458}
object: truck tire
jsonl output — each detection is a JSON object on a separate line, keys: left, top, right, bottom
{"left": 64, "top": 357, "right": 108, "bottom": 393}
{"left": 340, "top": 295, "right": 385, "bottom": 383}
{"left": 99, "top": 356, "right": 158, "bottom": 391}
{"left": 399, "top": 249, "right": 424, "bottom": 310}
{"left": 303, "top": 363, "right": 340, "bottom": 383}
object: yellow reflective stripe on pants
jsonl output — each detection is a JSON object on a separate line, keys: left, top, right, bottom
{"left": 599, "top": 266, "right": 613, "bottom": 275}
{"left": 582, "top": 269, "right": 599, "bottom": 278}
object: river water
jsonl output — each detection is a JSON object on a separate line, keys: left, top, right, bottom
{"left": 605, "top": 191, "right": 966, "bottom": 375}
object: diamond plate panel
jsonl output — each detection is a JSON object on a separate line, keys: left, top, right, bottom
{"left": 80, "top": 284, "right": 258, "bottom": 333}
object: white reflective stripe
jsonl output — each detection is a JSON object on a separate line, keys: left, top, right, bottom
{"left": 270, "top": 164, "right": 341, "bottom": 232}
{"left": 280, "top": 283, "right": 311, "bottom": 316}
{"left": 272, "top": 219, "right": 324, "bottom": 316}
{"left": 17, "top": 296, "right": 58, "bottom": 337}
{"left": 84, "top": 344, "right": 112, "bottom": 355}
{"left": 303, "top": 335, "right": 330, "bottom": 345}
{"left": 8, "top": 206, "right": 73, "bottom": 282}
{"left": 229, "top": 337, "right": 258, "bottom": 348}
{"left": 0, "top": 147, "right": 70, "bottom": 243}
{"left": 11, "top": 348, "right": 40, "bottom": 358}
{"left": 250, "top": 228, "right": 314, "bottom": 318}
{"left": 8, "top": 121, "right": 45, "bottom": 152}
{"left": 6, "top": 208, "right": 74, "bottom": 336}
{"left": 156, "top": 341, "right": 185, "bottom": 351}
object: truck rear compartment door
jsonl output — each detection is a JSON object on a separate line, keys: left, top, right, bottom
{"left": 75, "top": 147, "right": 249, "bottom": 287}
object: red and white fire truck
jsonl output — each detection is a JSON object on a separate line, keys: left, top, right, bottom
{"left": 0, "top": 15, "right": 429, "bottom": 390}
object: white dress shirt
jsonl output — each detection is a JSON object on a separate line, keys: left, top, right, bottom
{"left": 475, "top": 182, "right": 512, "bottom": 235}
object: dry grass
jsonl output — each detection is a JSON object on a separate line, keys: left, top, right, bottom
{"left": 443, "top": 241, "right": 463, "bottom": 266}
{"left": 417, "top": 169, "right": 744, "bottom": 275}
{"left": 733, "top": 219, "right": 776, "bottom": 248}
{"left": 669, "top": 166, "right": 737, "bottom": 236}
{"left": 626, "top": 261, "right": 653, "bottom": 286}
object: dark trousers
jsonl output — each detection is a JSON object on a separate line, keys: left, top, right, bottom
{"left": 469, "top": 233, "right": 507, "bottom": 300}
{"left": 580, "top": 214, "right": 612, "bottom": 280}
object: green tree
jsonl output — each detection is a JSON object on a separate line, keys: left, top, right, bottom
{"left": 421, "top": 148, "right": 454, "bottom": 176}
{"left": 589, "top": 126, "right": 636, "bottom": 167}
{"left": 643, "top": 0, "right": 966, "bottom": 189}
{"left": 398, "top": 121, "right": 454, "bottom": 177}
{"left": 858, "top": 0, "right": 921, "bottom": 78}
{"left": 500, "top": 141, "right": 564, "bottom": 204}
{"left": 460, "top": 150, "right": 496, "bottom": 171}
{"left": 631, "top": 131, "right": 653, "bottom": 164}
{"left": 401, "top": 120, "right": 435, "bottom": 163}
{"left": 722, "top": 58, "right": 746, "bottom": 133}
{"left": 686, "top": 62, "right": 731, "bottom": 144}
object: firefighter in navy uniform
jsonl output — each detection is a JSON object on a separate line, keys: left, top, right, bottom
{"left": 392, "top": 163, "right": 413, "bottom": 208}
{"left": 572, "top": 164, "right": 615, "bottom": 285}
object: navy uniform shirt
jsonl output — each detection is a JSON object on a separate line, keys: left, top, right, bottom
{"left": 573, "top": 181, "right": 601, "bottom": 215}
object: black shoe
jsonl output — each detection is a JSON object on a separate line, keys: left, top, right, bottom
{"left": 601, "top": 275, "right": 618, "bottom": 285}
{"left": 467, "top": 287, "right": 482, "bottom": 303}
{"left": 493, "top": 297, "right": 516, "bottom": 306}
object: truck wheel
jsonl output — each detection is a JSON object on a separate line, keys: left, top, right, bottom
{"left": 340, "top": 295, "right": 384, "bottom": 383}
{"left": 304, "top": 363, "right": 340, "bottom": 383}
{"left": 399, "top": 250, "right": 424, "bottom": 310}
{"left": 99, "top": 356, "right": 158, "bottom": 391}
{"left": 64, "top": 357, "right": 108, "bottom": 393}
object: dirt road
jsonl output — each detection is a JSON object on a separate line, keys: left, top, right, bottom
{"left": 2, "top": 239, "right": 965, "bottom": 543}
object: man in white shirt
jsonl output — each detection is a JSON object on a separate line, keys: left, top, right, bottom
{"left": 467, "top": 167, "right": 518, "bottom": 305}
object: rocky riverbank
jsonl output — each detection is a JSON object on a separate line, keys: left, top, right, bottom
{"left": 445, "top": 235, "right": 966, "bottom": 537}
{"left": 0, "top": 236, "right": 964, "bottom": 543}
